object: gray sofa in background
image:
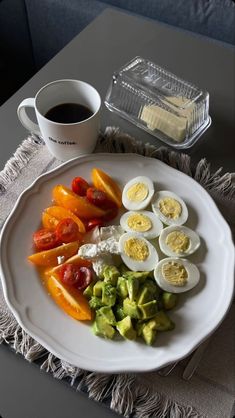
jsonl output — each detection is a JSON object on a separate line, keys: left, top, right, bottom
{"left": 1, "top": 0, "right": 235, "bottom": 105}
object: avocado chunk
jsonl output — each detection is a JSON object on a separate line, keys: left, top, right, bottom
{"left": 142, "top": 323, "right": 157, "bottom": 346}
{"left": 123, "top": 270, "right": 149, "bottom": 283}
{"left": 114, "top": 304, "right": 126, "bottom": 321}
{"left": 83, "top": 282, "right": 94, "bottom": 298}
{"left": 89, "top": 296, "right": 103, "bottom": 310}
{"left": 102, "top": 283, "right": 116, "bottom": 306}
{"left": 152, "top": 310, "right": 175, "bottom": 331}
{"left": 116, "top": 316, "right": 137, "bottom": 340}
{"left": 127, "top": 277, "right": 139, "bottom": 301}
{"left": 93, "top": 312, "right": 115, "bottom": 339}
{"left": 117, "top": 277, "right": 128, "bottom": 299}
{"left": 102, "top": 265, "right": 120, "bottom": 286}
{"left": 98, "top": 306, "right": 116, "bottom": 326}
{"left": 144, "top": 279, "right": 160, "bottom": 298}
{"left": 162, "top": 292, "right": 178, "bottom": 310}
{"left": 123, "top": 298, "right": 140, "bottom": 319}
{"left": 139, "top": 300, "right": 158, "bottom": 319}
{"left": 93, "top": 280, "right": 103, "bottom": 297}
{"left": 136, "top": 321, "right": 145, "bottom": 337}
{"left": 137, "top": 286, "right": 154, "bottom": 305}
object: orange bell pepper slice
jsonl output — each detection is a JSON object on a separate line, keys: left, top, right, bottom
{"left": 91, "top": 168, "right": 122, "bottom": 208}
{"left": 42, "top": 205, "right": 86, "bottom": 233}
{"left": 46, "top": 273, "right": 92, "bottom": 321}
{"left": 28, "top": 241, "right": 79, "bottom": 267}
{"left": 52, "top": 185, "right": 106, "bottom": 219}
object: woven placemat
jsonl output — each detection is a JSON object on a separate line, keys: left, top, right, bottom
{"left": 0, "top": 127, "right": 234, "bottom": 418}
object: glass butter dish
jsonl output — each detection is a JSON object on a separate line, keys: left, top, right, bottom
{"left": 105, "top": 57, "right": 211, "bottom": 149}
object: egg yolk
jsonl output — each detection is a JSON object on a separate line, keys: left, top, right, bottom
{"left": 127, "top": 183, "right": 148, "bottom": 202}
{"left": 158, "top": 197, "right": 182, "bottom": 219}
{"left": 127, "top": 213, "right": 152, "bottom": 232}
{"left": 162, "top": 261, "right": 188, "bottom": 286}
{"left": 166, "top": 231, "right": 190, "bottom": 253}
{"left": 124, "top": 238, "right": 149, "bottom": 261}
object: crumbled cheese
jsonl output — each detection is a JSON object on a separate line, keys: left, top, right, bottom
{"left": 57, "top": 255, "right": 65, "bottom": 265}
{"left": 100, "top": 226, "right": 124, "bottom": 241}
{"left": 78, "top": 237, "right": 120, "bottom": 259}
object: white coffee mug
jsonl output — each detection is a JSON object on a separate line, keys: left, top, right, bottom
{"left": 17, "top": 79, "right": 101, "bottom": 160}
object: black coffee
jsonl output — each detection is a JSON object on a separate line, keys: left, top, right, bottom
{"left": 44, "top": 103, "right": 93, "bottom": 123}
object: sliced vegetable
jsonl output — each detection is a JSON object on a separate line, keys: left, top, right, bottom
{"left": 42, "top": 206, "right": 86, "bottom": 233}
{"left": 91, "top": 168, "right": 122, "bottom": 208}
{"left": 86, "top": 218, "right": 104, "bottom": 231}
{"left": 58, "top": 264, "right": 93, "bottom": 290}
{"left": 46, "top": 273, "right": 92, "bottom": 320}
{"left": 28, "top": 241, "right": 79, "bottom": 267}
{"left": 71, "top": 177, "right": 89, "bottom": 196}
{"left": 56, "top": 218, "right": 81, "bottom": 243}
{"left": 86, "top": 187, "right": 110, "bottom": 208}
{"left": 33, "top": 228, "right": 58, "bottom": 251}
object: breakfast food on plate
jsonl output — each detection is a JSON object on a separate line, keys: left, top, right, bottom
{"left": 120, "top": 210, "right": 163, "bottom": 239}
{"left": 28, "top": 168, "right": 201, "bottom": 346}
{"left": 159, "top": 225, "right": 200, "bottom": 257}
{"left": 151, "top": 190, "right": 188, "bottom": 226}
{"left": 122, "top": 176, "right": 154, "bottom": 210}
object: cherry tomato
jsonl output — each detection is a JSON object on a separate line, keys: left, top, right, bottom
{"left": 55, "top": 218, "right": 80, "bottom": 243}
{"left": 86, "top": 187, "right": 110, "bottom": 208}
{"left": 101, "top": 201, "right": 119, "bottom": 222}
{"left": 33, "top": 229, "right": 58, "bottom": 251}
{"left": 86, "top": 218, "right": 104, "bottom": 231}
{"left": 71, "top": 177, "right": 89, "bottom": 196}
{"left": 59, "top": 264, "right": 93, "bottom": 290}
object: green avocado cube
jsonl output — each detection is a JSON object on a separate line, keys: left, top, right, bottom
{"left": 123, "top": 298, "right": 140, "bottom": 319}
{"left": 116, "top": 316, "right": 137, "bottom": 340}
{"left": 98, "top": 306, "right": 116, "bottom": 326}
{"left": 136, "top": 321, "right": 145, "bottom": 337}
{"left": 93, "top": 281, "right": 103, "bottom": 297}
{"left": 137, "top": 286, "right": 154, "bottom": 305}
{"left": 93, "top": 313, "right": 115, "bottom": 339}
{"left": 144, "top": 279, "right": 160, "bottom": 298}
{"left": 123, "top": 271, "right": 149, "bottom": 283}
{"left": 83, "top": 282, "right": 94, "bottom": 299}
{"left": 102, "top": 283, "right": 116, "bottom": 306}
{"left": 89, "top": 296, "right": 103, "bottom": 310}
{"left": 114, "top": 304, "right": 126, "bottom": 321}
{"left": 103, "top": 265, "right": 120, "bottom": 286}
{"left": 117, "top": 277, "right": 128, "bottom": 299}
{"left": 162, "top": 292, "right": 178, "bottom": 310}
{"left": 152, "top": 311, "right": 175, "bottom": 331}
{"left": 139, "top": 300, "right": 158, "bottom": 319}
{"left": 127, "top": 277, "right": 139, "bottom": 301}
{"left": 142, "top": 324, "right": 157, "bottom": 346}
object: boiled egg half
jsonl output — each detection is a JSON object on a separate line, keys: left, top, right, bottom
{"left": 159, "top": 225, "right": 200, "bottom": 257}
{"left": 122, "top": 176, "right": 154, "bottom": 210}
{"left": 120, "top": 210, "right": 163, "bottom": 239}
{"left": 151, "top": 190, "right": 188, "bottom": 226}
{"left": 154, "top": 257, "right": 200, "bottom": 293}
{"left": 119, "top": 232, "right": 159, "bottom": 271}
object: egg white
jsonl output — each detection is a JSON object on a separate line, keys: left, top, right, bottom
{"left": 120, "top": 210, "right": 163, "bottom": 239}
{"left": 151, "top": 190, "right": 188, "bottom": 226}
{"left": 119, "top": 232, "right": 159, "bottom": 271}
{"left": 122, "top": 176, "right": 154, "bottom": 210}
{"left": 159, "top": 225, "right": 200, "bottom": 257}
{"left": 154, "top": 257, "right": 200, "bottom": 293}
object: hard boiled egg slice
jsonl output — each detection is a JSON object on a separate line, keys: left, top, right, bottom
{"left": 151, "top": 190, "right": 188, "bottom": 226}
{"left": 119, "top": 232, "right": 159, "bottom": 271}
{"left": 159, "top": 225, "right": 200, "bottom": 257}
{"left": 154, "top": 257, "right": 200, "bottom": 293}
{"left": 122, "top": 176, "right": 154, "bottom": 210}
{"left": 120, "top": 210, "right": 163, "bottom": 239}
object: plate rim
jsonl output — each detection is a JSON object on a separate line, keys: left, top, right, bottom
{"left": 0, "top": 152, "right": 234, "bottom": 373}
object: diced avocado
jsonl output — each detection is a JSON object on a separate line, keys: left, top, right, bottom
{"left": 93, "top": 281, "right": 103, "bottom": 297}
{"left": 162, "top": 292, "right": 178, "bottom": 310}
{"left": 116, "top": 316, "right": 137, "bottom": 340}
{"left": 117, "top": 277, "right": 128, "bottom": 299}
{"left": 123, "top": 298, "right": 140, "bottom": 319}
{"left": 136, "top": 321, "right": 145, "bottom": 337}
{"left": 102, "top": 283, "right": 116, "bottom": 306}
{"left": 137, "top": 286, "right": 154, "bottom": 305}
{"left": 123, "top": 271, "right": 149, "bottom": 283}
{"left": 83, "top": 282, "right": 94, "bottom": 299}
{"left": 103, "top": 265, "right": 120, "bottom": 286}
{"left": 127, "top": 277, "right": 139, "bottom": 301}
{"left": 152, "top": 311, "right": 175, "bottom": 331}
{"left": 93, "top": 313, "right": 115, "bottom": 339}
{"left": 98, "top": 306, "right": 116, "bottom": 326}
{"left": 139, "top": 300, "right": 158, "bottom": 320}
{"left": 142, "top": 324, "right": 157, "bottom": 346}
{"left": 144, "top": 279, "right": 160, "bottom": 298}
{"left": 114, "top": 304, "right": 126, "bottom": 321}
{"left": 89, "top": 296, "right": 103, "bottom": 310}
{"left": 119, "top": 263, "right": 129, "bottom": 275}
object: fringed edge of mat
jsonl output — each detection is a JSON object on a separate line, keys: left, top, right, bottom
{"left": 1, "top": 126, "right": 234, "bottom": 418}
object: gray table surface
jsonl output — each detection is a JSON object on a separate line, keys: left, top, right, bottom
{"left": 0, "top": 8, "right": 234, "bottom": 418}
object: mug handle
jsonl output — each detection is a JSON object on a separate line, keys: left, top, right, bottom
{"left": 17, "top": 98, "right": 41, "bottom": 136}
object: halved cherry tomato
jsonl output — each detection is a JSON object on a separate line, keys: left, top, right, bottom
{"left": 59, "top": 264, "right": 93, "bottom": 290}
{"left": 56, "top": 218, "right": 82, "bottom": 243}
{"left": 47, "top": 273, "right": 92, "bottom": 320}
{"left": 42, "top": 206, "right": 86, "bottom": 233}
{"left": 72, "top": 177, "right": 90, "bottom": 196}
{"left": 86, "top": 218, "right": 104, "bottom": 231}
{"left": 33, "top": 229, "right": 58, "bottom": 251}
{"left": 86, "top": 187, "right": 110, "bottom": 208}
{"left": 52, "top": 185, "right": 106, "bottom": 219}
{"left": 28, "top": 241, "right": 79, "bottom": 267}
{"left": 92, "top": 168, "right": 122, "bottom": 208}
{"left": 45, "top": 255, "right": 91, "bottom": 277}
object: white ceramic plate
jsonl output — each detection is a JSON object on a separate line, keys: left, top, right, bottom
{"left": 0, "top": 153, "right": 234, "bottom": 373}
